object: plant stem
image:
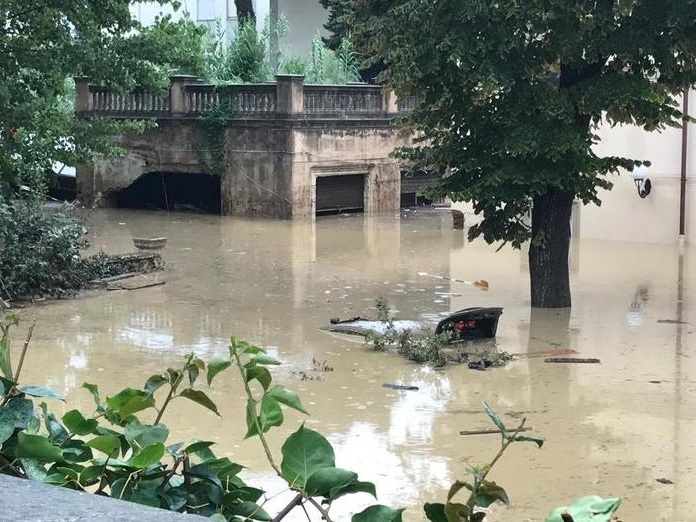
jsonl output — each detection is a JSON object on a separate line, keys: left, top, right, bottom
{"left": 232, "top": 347, "right": 334, "bottom": 522}
{"left": 306, "top": 497, "right": 333, "bottom": 521}
{"left": 465, "top": 418, "right": 527, "bottom": 514}
{"left": 154, "top": 357, "right": 189, "bottom": 424}
{"left": 14, "top": 319, "right": 35, "bottom": 383}
{"left": 272, "top": 493, "right": 303, "bottom": 522}
{"left": 0, "top": 454, "right": 24, "bottom": 478}
{"left": 232, "top": 348, "right": 281, "bottom": 475}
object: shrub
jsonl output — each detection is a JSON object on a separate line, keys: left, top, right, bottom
{"left": 0, "top": 200, "right": 87, "bottom": 300}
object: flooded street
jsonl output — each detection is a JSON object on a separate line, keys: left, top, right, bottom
{"left": 15, "top": 208, "right": 695, "bottom": 521}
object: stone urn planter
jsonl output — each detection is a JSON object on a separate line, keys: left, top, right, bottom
{"left": 133, "top": 237, "right": 167, "bottom": 250}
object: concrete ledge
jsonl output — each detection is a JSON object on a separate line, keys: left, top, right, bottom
{"left": 0, "top": 475, "right": 208, "bottom": 521}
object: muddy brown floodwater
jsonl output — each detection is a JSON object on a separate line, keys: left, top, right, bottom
{"left": 14, "top": 208, "right": 695, "bottom": 521}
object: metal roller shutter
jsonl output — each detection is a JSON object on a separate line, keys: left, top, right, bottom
{"left": 316, "top": 174, "right": 365, "bottom": 214}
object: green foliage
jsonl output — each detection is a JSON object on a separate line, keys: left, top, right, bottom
{"left": 545, "top": 496, "right": 622, "bottom": 522}
{"left": 366, "top": 298, "right": 450, "bottom": 364}
{"left": 347, "top": 0, "right": 696, "bottom": 306}
{"left": 0, "top": 317, "right": 266, "bottom": 520}
{"left": 319, "top": 0, "right": 387, "bottom": 83}
{"left": 426, "top": 402, "right": 544, "bottom": 522}
{"left": 350, "top": 0, "right": 695, "bottom": 245}
{"left": 0, "top": 0, "right": 198, "bottom": 200}
{"left": 0, "top": 201, "right": 88, "bottom": 300}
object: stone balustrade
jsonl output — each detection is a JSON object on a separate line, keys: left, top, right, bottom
{"left": 75, "top": 75, "right": 412, "bottom": 119}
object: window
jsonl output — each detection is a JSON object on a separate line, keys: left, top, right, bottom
{"left": 197, "top": 0, "right": 216, "bottom": 21}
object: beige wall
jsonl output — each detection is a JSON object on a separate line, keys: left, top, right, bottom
{"left": 454, "top": 88, "right": 695, "bottom": 244}
{"left": 279, "top": 0, "right": 329, "bottom": 58}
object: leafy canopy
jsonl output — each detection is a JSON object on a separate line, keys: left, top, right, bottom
{"left": 348, "top": 0, "right": 696, "bottom": 246}
{"left": 0, "top": 0, "right": 206, "bottom": 199}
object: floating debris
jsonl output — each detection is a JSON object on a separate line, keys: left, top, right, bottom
{"left": 544, "top": 357, "right": 601, "bottom": 364}
{"left": 382, "top": 384, "right": 419, "bottom": 391}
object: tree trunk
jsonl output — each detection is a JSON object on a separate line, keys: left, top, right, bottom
{"left": 234, "top": 0, "right": 255, "bottom": 23}
{"left": 529, "top": 188, "right": 574, "bottom": 308}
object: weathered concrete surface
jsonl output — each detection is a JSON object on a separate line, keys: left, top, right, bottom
{"left": 76, "top": 76, "right": 412, "bottom": 217}
{"left": 78, "top": 119, "right": 216, "bottom": 207}
{"left": 0, "top": 474, "right": 207, "bottom": 521}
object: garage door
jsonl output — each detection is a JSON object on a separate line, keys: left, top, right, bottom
{"left": 316, "top": 174, "right": 365, "bottom": 214}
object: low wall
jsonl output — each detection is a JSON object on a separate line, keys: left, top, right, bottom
{"left": 0, "top": 474, "right": 207, "bottom": 522}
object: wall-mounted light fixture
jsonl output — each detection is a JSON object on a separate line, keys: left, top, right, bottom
{"left": 631, "top": 164, "right": 651, "bottom": 198}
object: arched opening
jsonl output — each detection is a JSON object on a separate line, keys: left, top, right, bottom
{"left": 112, "top": 172, "right": 221, "bottom": 213}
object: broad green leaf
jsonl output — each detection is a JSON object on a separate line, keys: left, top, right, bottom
{"left": 62, "top": 410, "right": 98, "bottom": 436}
{"left": 82, "top": 383, "right": 102, "bottom": 410}
{"left": 234, "top": 500, "right": 272, "bottom": 521}
{"left": 18, "top": 385, "right": 64, "bottom": 401}
{"left": 178, "top": 388, "right": 220, "bottom": 416}
{"left": 482, "top": 402, "right": 507, "bottom": 435}
{"left": 0, "top": 376, "right": 15, "bottom": 395}
{"left": 352, "top": 505, "right": 405, "bottom": 522}
{"left": 444, "top": 502, "right": 470, "bottom": 521}
{"left": 160, "top": 486, "right": 188, "bottom": 511}
{"left": 143, "top": 374, "right": 168, "bottom": 396}
{"left": 80, "top": 465, "right": 104, "bottom": 486}
{"left": 106, "top": 389, "right": 155, "bottom": 420}
{"left": 305, "top": 466, "right": 376, "bottom": 501}
{"left": 245, "top": 399, "right": 260, "bottom": 439}
{"left": 305, "top": 467, "right": 357, "bottom": 498}
{"left": 473, "top": 480, "right": 509, "bottom": 508}
{"left": 20, "top": 458, "right": 48, "bottom": 481}
{"left": 16, "top": 432, "right": 63, "bottom": 462}
{"left": 204, "top": 457, "right": 244, "bottom": 484}
{"left": 186, "top": 463, "right": 223, "bottom": 489}
{"left": 330, "top": 479, "right": 377, "bottom": 501}
{"left": 187, "top": 364, "right": 200, "bottom": 387}
{"left": 246, "top": 354, "right": 281, "bottom": 367}
{"left": 62, "top": 440, "right": 93, "bottom": 462}
{"left": 0, "top": 333, "right": 11, "bottom": 380}
{"left": 511, "top": 434, "right": 545, "bottom": 448}
{"left": 447, "top": 480, "right": 472, "bottom": 502}
{"left": 280, "top": 424, "right": 335, "bottom": 489}
{"left": 184, "top": 440, "right": 216, "bottom": 456}
{"left": 267, "top": 385, "right": 309, "bottom": 414}
{"left": 85, "top": 435, "right": 120, "bottom": 457}
{"left": 124, "top": 419, "right": 169, "bottom": 449}
{"left": 259, "top": 395, "right": 283, "bottom": 431}
{"left": 206, "top": 355, "right": 231, "bottom": 385}
{"left": 424, "top": 503, "right": 447, "bottom": 522}
{"left": 129, "top": 442, "right": 165, "bottom": 468}
{"left": 40, "top": 403, "right": 68, "bottom": 444}
{"left": 544, "top": 496, "right": 622, "bottom": 522}
{"left": 245, "top": 366, "right": 272, "bottom": 391}
{"left": 209, "top": 514, "right": 227, "bottom": 522}
{"left": 0, "top": 397, "right": 35, "bottom": 444}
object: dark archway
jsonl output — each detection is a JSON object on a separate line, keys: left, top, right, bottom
{"left": 113, "top": 172, "right": 221, "bottom": 213}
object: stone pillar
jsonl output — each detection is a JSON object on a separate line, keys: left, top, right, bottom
{"left": 74, "top": 77, "right": 92, "bottom": 113}
{"left": 169, "top": 75, "right": 199, "bottom": 114}
{"left": 269, "top": 0, "right": 280, "bottom": 70}
{"left": 383, "top": 90, "right": 398, "bottom": 114}
{"left": 276, "top": 74, "right": 304, "bottom": 115}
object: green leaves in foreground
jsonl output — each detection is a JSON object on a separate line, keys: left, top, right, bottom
{"left": 427, "top": 403, "right": 546, "bottom": 521}
{"left": 544, "top": 496, "right": 622, "bottom": 522}
{"left": 353, "top": 505, "right": 405, "bottom": 521}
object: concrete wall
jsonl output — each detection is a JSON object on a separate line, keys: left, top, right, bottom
{"left": 454, "top": 88, "right": 694, "bottom": 244}
{"left": 77, "top": 119, "right": 216, "bottom": 206}
{"left": 77, "top": 78, "right": 407, "bottom": 218}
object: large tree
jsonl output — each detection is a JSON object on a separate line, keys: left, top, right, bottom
{"left": 348, "top": 0, "right": 695, "bottom": 307}
{"left": 0, "top": 0, "right": 205, "bottom": 200}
